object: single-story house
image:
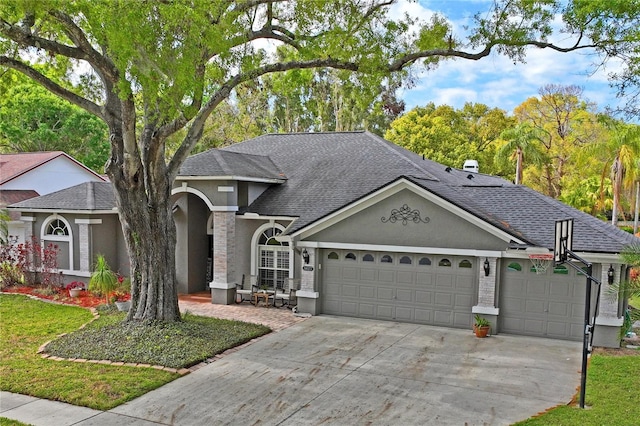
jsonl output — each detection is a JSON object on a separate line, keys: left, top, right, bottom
{"left": 8, "top": 132, "right": 639, "bottom": 347}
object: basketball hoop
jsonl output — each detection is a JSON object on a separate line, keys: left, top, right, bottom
{"left": 529, "top": 254, "right": 553, "bottom": 275}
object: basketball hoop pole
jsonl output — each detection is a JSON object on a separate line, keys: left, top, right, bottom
{"left": 558, "top": 249, "right": 601, "bottom": 409}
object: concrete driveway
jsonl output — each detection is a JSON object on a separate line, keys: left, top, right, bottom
{"left": 79, "top": 316, "right": 581, "bottom": 426}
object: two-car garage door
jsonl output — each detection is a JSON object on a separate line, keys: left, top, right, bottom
{"left": 321, "top": 249, "right": 475, "bottom": 328}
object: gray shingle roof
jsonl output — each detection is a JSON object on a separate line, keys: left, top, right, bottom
{"left": 179, "top": 149, "right": 285, "bottom": 181}
{"left": 9, "top": 181, "right": 116, "bottom": 211}
{"left": 223, "top": 131, "right": 638, "bottom": 253}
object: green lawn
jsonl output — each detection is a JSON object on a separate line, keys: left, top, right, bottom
{"left": 0, "top": 294, "right": 269, "bottom": 410}
{"left": 516, "top": 351, "right": 640, "bottom": 425}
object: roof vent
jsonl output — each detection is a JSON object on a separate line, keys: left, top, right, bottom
{"left": 463, "top": 159, "right": 479, "bottom": 173}
{"left": 445, "top": 166, "right": 452, "bottom": 172}
{"left": 467, "top": 174, "right": 474, "bottom": 180}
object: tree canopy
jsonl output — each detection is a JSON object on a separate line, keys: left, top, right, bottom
{"left": 1, "top": 0, "right": 637, "bottom": 323}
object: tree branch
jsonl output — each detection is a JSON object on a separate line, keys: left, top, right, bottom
{"left": 0, "top": 56, "right": 104, "bottom": 119}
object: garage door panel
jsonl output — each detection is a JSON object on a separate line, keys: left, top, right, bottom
{"left": 343, "top": 267, "right": 359, "bottom": 280}
{"left": 415, "top": 290, "right": 432, "bottom": 304}
{"left": 549, "top": 281, "right": 572, "bottom": 297}
{"left": 378, "top": 270, "right": 394, "bottom": 282}
{"left": 436, "top": 275, "right": 453, "bottom": 288}
{"left": 359, "top": 285, "right": 375, "bottom": 299}
{"left": 358, "top": 303, "right": 375, "bottom": 316}
{"left": 322, "top": 250, "right": 476, "bottom": 329}
{"left": 397, "top": 271, "right": 413, "bottom": 284}
{"left": 360, "top": 269, "right": 376, "bottom": 281}
{"left": 341, "top": 301, "right": 358, "bottom": 315}
{"left": 378, "top": 287, "right": 394, "bottom": 300}
{"left": 376, "top": 305, "right": 394, "bottom": 319}
{"left": 523, "top": 319, "right": 545, "bottom": 334}
{"left": 416, "top": 272, "right": 433, "bottom": 285}
{"left": 414, "top": 309, "right": 431, "bottom": 322}
{"left": 526, "top": 282, "right": 547, "bottom": 296}
{"left": 343, "top": 284, "right": 358, "bottom": 297}
{"left": 548, "top": 302, "right": 569, "bottom": 316}
{"left": 434, "top": 292, "right": 453, "bottom": 306}
{"left": 395, "top": 306, "right": 413, "bottom": 321}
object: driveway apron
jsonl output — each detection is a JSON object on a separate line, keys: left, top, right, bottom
{"left": 99, "top": 316, "right": 581, "bottom": 425}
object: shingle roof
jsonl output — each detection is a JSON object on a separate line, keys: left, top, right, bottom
{"left": 0, "top": 151, "right": 105, "bottom": 184}
{"left": 179, "top": 149, "right": 285, "bottom": 181}
{"left": 223, "top": 131, "right": 638, "bottom": 253}
{"left": 0, "top": 189, "right": 39, "bottom": 207}
{"left": 9, "top": 181, "right": 116, "bottom": 211}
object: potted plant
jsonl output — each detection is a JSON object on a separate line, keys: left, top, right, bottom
{"left": 474, "top": 314, "right": 491, "bottom": 338}
{"left": 66, "top": 281, "right": 85, "bottom": 297}
{"left": 89, "top": 254, "right": 118, "bottom": 305}
{"left": 112, "top": 274, "right": 131, "bottom": 311}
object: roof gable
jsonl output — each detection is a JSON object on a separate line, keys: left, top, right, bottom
{"left": 178, "top": 149, "right": 285, "bottom": 182}
{"left": 0, "top": 151, "right": 105, "bottom": 185}
{"left": 8, "top": 181, "right": 116, "bottom": 212}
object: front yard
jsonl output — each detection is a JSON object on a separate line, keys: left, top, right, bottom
{"left": 0, "top": 293, "right": 269, "bottom": 410}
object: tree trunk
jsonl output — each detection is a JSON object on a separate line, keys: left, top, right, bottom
{"left": 106, "top": 129, "right": 181, "bottom": 323}
{"left": 515, "top": 147, "right": 523, "bottom": 185}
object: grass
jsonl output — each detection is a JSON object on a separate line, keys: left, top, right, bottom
{"left": 0, "top": 294, "right": 269, "bottom": 410}
{"left": 516, "top": 351, "right": 640, "bottom": 425}
{"left": 0, "top": 418, "right": 29, "bottom": 426}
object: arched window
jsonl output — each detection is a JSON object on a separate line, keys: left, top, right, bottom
{"left": 438, "top": 258, "right": 451, "bottom": 267}
{"left": 328, "top": 251, "right": 339, "bottom": 260}
{"left": 345, "top": 252, "right": 356, "bottom": 261}
{"left": 41, "top": 215, "right": 73, "bottom": 271}
{"left": 399, "top": 256, "right": 412, "bottom": 265}
{"left": 458, "top": 260, "right": 472, "bottom": 268}
{"left": 362, "top": 254, "right": 374, "bottom": 262}
{"left": 381, "top": 254, "right": 393, "bottom": 263}
{"left": 507, "top": 262, "right": 522, "bottom": 272}
{"left": 419, "top": 257, "right": 431, "bottom": 266}
{"left": 252, "top": 224, "right": 290, "bottom": 290}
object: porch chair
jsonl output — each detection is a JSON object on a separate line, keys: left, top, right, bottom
{"left": 235, "top": 275, "right": 255, "bottom": 304}
{"left": 274, "top": 288, "right": 297, "bottom": 308}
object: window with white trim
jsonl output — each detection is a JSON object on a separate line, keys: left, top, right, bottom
{"left": 257, "top": 226, "right": 289, "bottom": 290}
{"left": 41, "top": 215, "right": 73, "bottom": 271}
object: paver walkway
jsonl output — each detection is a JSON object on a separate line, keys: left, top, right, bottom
{"left": 178, "top": 292, "right": 308, "bottom": 331}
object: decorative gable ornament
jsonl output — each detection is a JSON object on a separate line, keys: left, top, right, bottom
{"left": 381, "top": 204, "right": 430, "bottom": 226}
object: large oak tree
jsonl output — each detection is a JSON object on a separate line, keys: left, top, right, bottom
{"left": 0, "top": 0, "right": 635, "bottom": 322}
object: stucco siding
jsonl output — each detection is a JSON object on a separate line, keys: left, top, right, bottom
{"left": 306, "top": 190, "right": 507, "bottom": 251}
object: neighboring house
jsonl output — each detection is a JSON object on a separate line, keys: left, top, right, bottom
{"left": 9, "top": 132, "right": 639, "bottom": 347}
{"left": 1, "top": 151, "right": 106, "bottom": 243}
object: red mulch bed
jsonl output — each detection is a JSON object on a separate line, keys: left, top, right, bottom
{"left": 1, "top": 286, "right": 123, "bottom": 308}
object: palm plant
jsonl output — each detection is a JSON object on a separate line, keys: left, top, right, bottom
{"left": 610, "top": 244, "right": 640, "bottom": 338}
{"left": 495, "top": 123, "right": 546, "bottom": 185}
{"left": 89, "top": 254, "right": 118, "bottom": 305}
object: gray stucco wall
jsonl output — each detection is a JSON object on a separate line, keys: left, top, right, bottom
{"left": 306, "top": 189, "right": 508, "bottom": 250}
{"left": 173, "top": 193, "right": 210, "bottom": 294}
{"left": 178, "top": 180, "right": 239, "bottom": 207}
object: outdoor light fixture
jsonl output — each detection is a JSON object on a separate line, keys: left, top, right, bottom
{"left": 607, "top": 264, "right": 615, "bottom": 285}
{"left": 483, "top": 258, "right": 490, "bottom": 276}
{"left": 302, "top": 249, "right": 310, "bottom": 265}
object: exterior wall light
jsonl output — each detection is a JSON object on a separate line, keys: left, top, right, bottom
{"left": 607, "top": 264, "right": 615, "bottom": 285}
{"left": 483, "top": 258, "right": 490, "bottom": 277}
{"left": 302, "top": 248, "right": 310, "bottom": 265}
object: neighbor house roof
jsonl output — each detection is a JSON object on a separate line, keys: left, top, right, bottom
{"left": 9, "top": 181, "right": 116, "bottom": 212}
{"left": 0, "top": 151, "right": 105, "bottom": 185}
{"left": 223, "top": 131, "right": 638, "bottom": 253}
{"left": 0, "top": 189, "right": 39, "bottom": 207}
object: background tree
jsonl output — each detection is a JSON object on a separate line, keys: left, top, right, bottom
{"left": 1, "top": 0, "right": 633, "bottom": 323}
{"left": 0, "top": 74, "right": 109, "bottom": 171}
{"left": 385, "top": 102, "right": 513, "bottom": 174}
{"left": 514, "top": 85, "right": 605, "bottom": 198}
{"left": 494, "top": 123, "right": 546, "bottom": 184}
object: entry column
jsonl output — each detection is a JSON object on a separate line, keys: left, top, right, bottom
{"left": 210, "top": 209, "right": 237, "bottom": 304}
{"left": 472, "top": 257, "right": 499, "bottom": 325}
{"left": 593, "top": 263, "right": 623, "bottom": 348}
{"left": 297, "top": 247, "right": 319, "bottom": 315}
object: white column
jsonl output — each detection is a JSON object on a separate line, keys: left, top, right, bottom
{"left": 472, "top": 257, "right": 499, "bottom": 316}
{"left": 595, "top": 263, "right": 623, "bottom": 326}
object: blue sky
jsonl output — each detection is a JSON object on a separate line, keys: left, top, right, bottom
{"left": 391, "top": 0, "right": 625, "bottom": 117}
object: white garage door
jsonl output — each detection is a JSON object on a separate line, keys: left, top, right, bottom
{"left": 499, "top": 259, "right": 591, "bottom": 341}
{"left": 321, "top": 250, "right": 476, "bottom": 328}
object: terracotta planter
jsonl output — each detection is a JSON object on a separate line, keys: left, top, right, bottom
{"left": 69, "top": 288, "right": 82, "bottom": 297}
{"left": 475, "top": 325, "right": 490, "bottom": 338}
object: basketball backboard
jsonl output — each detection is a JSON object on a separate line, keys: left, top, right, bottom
{"left": 554, "top": 219, "right": 573, "bottom": 264}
